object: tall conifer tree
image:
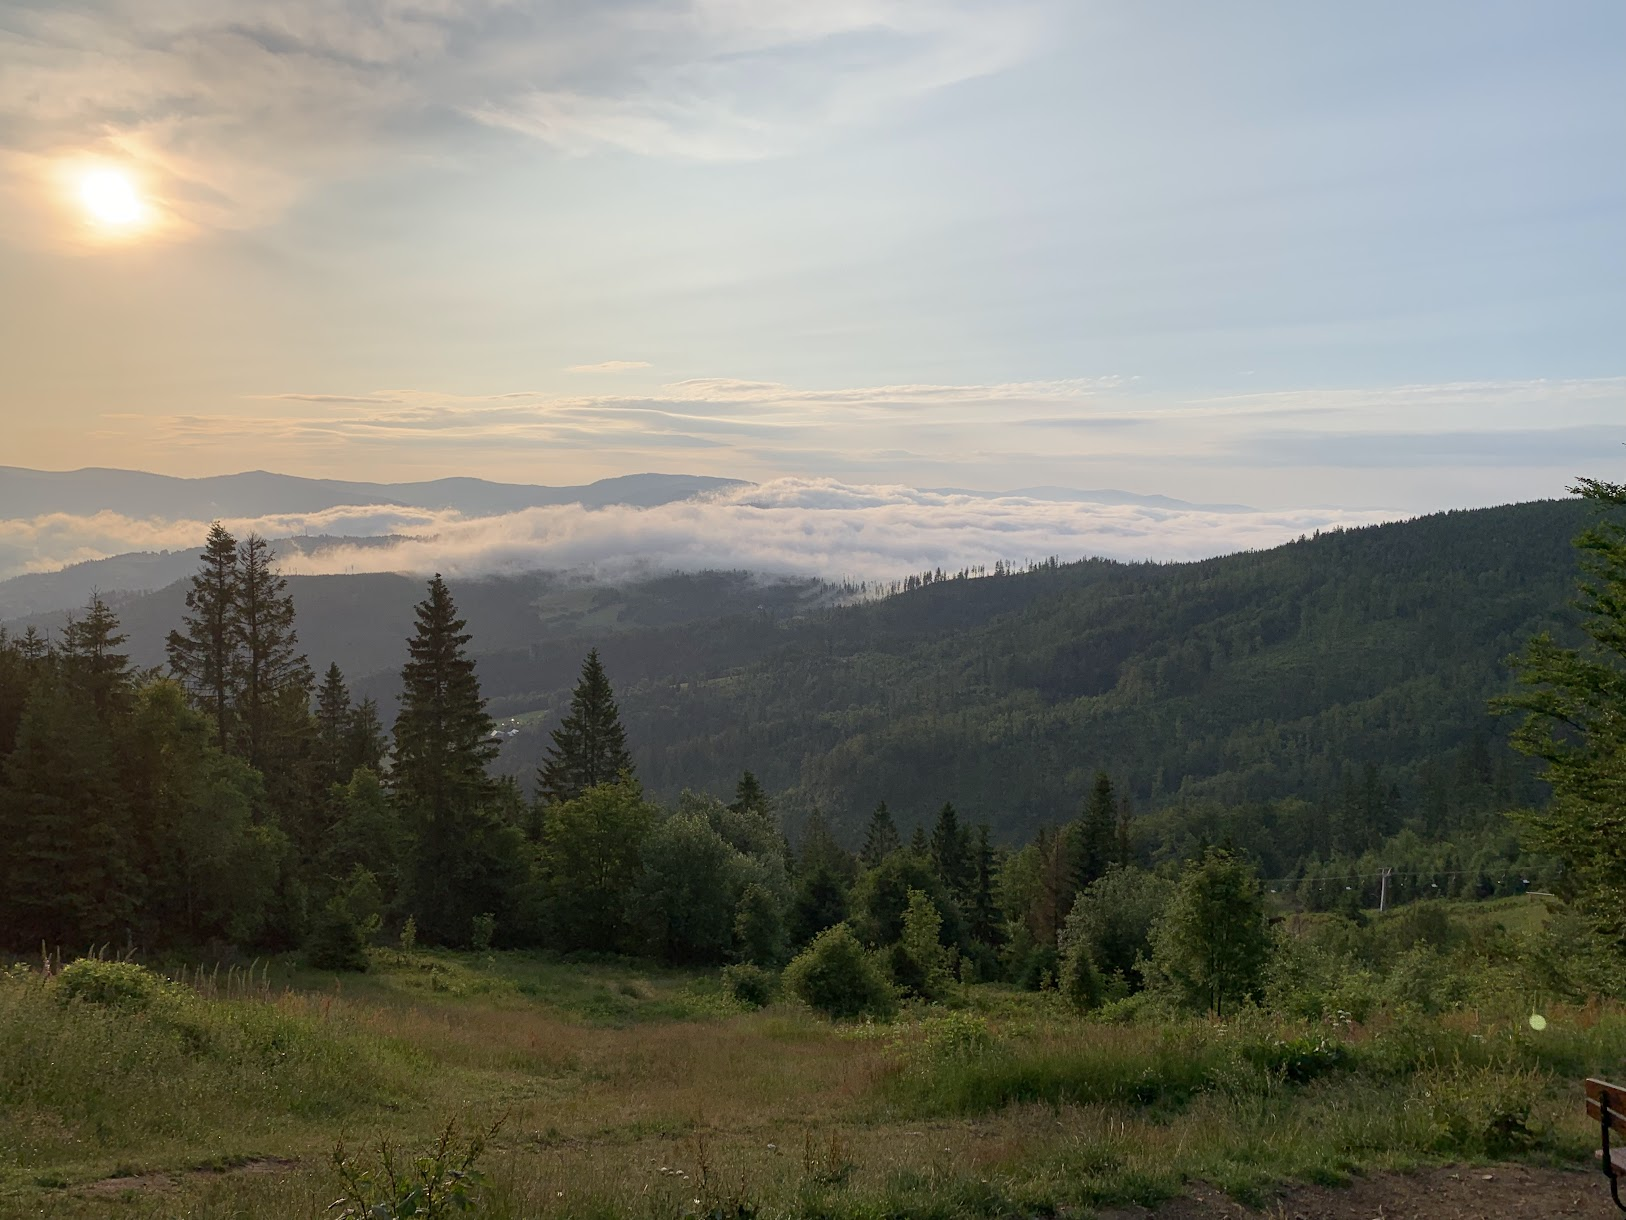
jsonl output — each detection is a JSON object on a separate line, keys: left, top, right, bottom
{"left": 393, "top": 576, "right": 499, "bottom": 943}
{"left": 166, "top": 523, "right": 240, "bottom": 751}
{"left": 314, "top": 662, "right": 353, "bottom": 789}
{"left": 0, "top": 678, "right": 136, "bottom": 947}
{"left": 930, "top": 801, "right": 972, "bottom": 898}
{"left": 393, "top": 575, "right": 496, "bottom": 816}
{"left": 347, "top": 697, "right": 389, "bottom": 775}
{"left": 234, "top": 534, "right": 311, "bottom": 771}
{"left": 968, "top": 824, "right": 1004, "bottom": 948}
{"left": 1074, "top": 771, "right": 1117, "bottom": 891}
{"left": 730, "top": 770, "right": 771, "bottom": 820}
{"left": 861, "top": 801, "right": 901, "bottom": 866}
{"left": 60, "top": 594, "right": 132, "bottom": 718}
{"left": 538, "top": 648, "right": 633, "bottom": 804}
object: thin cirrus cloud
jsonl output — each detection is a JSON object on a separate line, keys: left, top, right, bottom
{"left": 567, "top": 361, "right": 653, "bottom": 373}
{"left": 0, "top": 0, "right": 1041, "bottom": 237}
{"left": 0, "top": 481, "right": 1399, "bottom": 586}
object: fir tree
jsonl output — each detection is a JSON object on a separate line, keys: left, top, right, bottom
{"left": 909, "top": 824, "right": 930, "bottom": 856}
{"left": 967, "top": 824, "right": 1004, "bottom": 948}
{"left": 347, "top": 697, "right": 389, "bottom": 775}
{"left": 538, "top": 648, "right": 634, "bottom": 804}
{"left": 798, "top": 806, "right": 853, "bottom": 880}
{"left": 1502, "top": 476, "right": 1626, "bottom": 937}
{"left": 314, "top": 662, "right": 353, "bottom": 789}
{"left": 60, "top": 595, "right": 132, "bottom": 718}
{"left": 0, "top": 678, "right": 137, "bottom": 947}
{"left": 166, "top": 523, "right": 240, "bottom": 751}
{"left": 393, "top": 576, "right": 498, "bottom": 943}
{"left": 234, "top": 534, "right": 311, "bottom": 772}
{"left": 930, "top": 802, "right": 972, "bottom": 898}
{"left": 861, "top": 801, "right": 901, "bottom": 867}
{"left": 730, "top": 770, "right": 771, "bottom": 820}
{"left": 1074, "top": 771, "right": 1117, "bottom": 891}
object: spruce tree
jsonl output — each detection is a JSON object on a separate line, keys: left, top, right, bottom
{"left": 394, "top": 575, "right": 496, "bottom": 815}
{"left": 234, "top": 534, "right": 311, "bottom": 771}
{"left": 166, "top": 523, "right": 240, "bottom": 751}
{"left": 967, "top": 824, "right": 1004, "bottom": 948}
{"left": 314, "top": 662, "right": 352, "bottom": 789}
{"left": 861, "top": 801, "right": 901, "bottom": 867}
{"left": 1074, "top": 771, "right": 1117, "bottom": 891}
{"left": 538, "top": 648, "right": 634, "bottom": 804}
{"left": 730, "top": 770, "right": 771, "bottom": 820}
{"left": 1502, "top": 476, "right": 1626, "bottom": 937}
{"left": 347, "top": 697, "right": 389, "bottom": 776}
{"left": 930, "top": 802, "right": 972, "bottom": 898}
{"left": 393, "top": 576, "right": 499, "bottom": 943}
{"left": 60, "top": 594, "right": 132, "bottom": 718}
{"left": 0, "top": 678, "right": 136, "bottom": 947}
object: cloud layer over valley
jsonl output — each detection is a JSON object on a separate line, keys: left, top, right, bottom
{"left": 0, "top": 479, "right": 1403, "bottom": 587}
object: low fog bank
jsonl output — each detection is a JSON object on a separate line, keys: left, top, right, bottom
{"left": 1, "top": 479, "right": 1403, "bottom": 586}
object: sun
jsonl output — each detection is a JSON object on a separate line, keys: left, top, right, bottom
{"left": 77, "top": 167, "right": 147, "bottom": 230}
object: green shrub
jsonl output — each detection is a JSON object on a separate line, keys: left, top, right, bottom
{"left": 1409, "top": 1064, "right": 1544, "bottom": 1157}
{"left": 1060, "top": 942, "right": 1103, "bottom": 1013}
{"left": 307, "top": 903, "right": 371, "bottom": 972}
{"left": 54, "top": 960, "right": 169, "bottom": 1010}
{"left": 721, "top": 963, "right": 777, "bottom": 1009}
{"left": 783, "top": 924, "right": 897, "bottom": 1021}
{"left": 331, "top": 1116, "right": 499, "bottom": 1219}
{"left": 1239, "top": 1032, "right": 1351, "bottom": 1084}
{"left": 470, "top": 912, "right": 497, "bottom": 953}
{"left": 1015, "top": 944, "right": 1058, "bottom": 991}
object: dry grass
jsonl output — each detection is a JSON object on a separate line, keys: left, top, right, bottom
{"left": 2, "top": 951, "right": 1620, "bottom": 1220}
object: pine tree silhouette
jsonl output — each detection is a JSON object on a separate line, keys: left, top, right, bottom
{"left": 861, "top": 801, "right": 901, "bottom": 866}
{"left": 538, "top": 649, "right": 634, "bottom": 804}
{"left": 166, "top": 523, "right": 239, "bottom": 751}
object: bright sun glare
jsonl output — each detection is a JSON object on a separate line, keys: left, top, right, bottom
{"left": 78, "top": 168, "right": 146, "bottom": 229}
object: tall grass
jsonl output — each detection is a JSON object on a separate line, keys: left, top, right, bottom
{"left": 0, "top": 964, "right": 423, "bottom": 1181}
{"left": 5, "top": 952, "right": 1622, "bottom": 1218}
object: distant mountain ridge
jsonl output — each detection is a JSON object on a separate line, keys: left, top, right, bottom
{"left": 0, "top": 466, "right": 748, "bottom": 520}
{"left": 926, "top": 485, "right": 1255, "bottom": 512}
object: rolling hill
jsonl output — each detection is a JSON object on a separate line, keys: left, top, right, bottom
{"left": 7, "top": 496, "right": 1593, "bottom": 850}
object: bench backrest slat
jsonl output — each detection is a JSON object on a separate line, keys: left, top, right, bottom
{"left": 1588, "top": 1079, "right": 1626, "bottom": 1136}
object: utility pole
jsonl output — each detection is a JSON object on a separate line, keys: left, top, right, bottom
{"left": 1379, "top": 866, "right": 1393, "bottom": 913}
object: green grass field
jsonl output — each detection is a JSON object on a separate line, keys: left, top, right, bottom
{"left": 2, "top": 915, "right": 1622, "bottom": 1220}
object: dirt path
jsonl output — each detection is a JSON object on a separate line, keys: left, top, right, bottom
{"left": 72, "top": 1156, "right": 297, "bottom": 1199}
{"left": 1098, "top": 1164, "right": 1611, "bottom": 1219}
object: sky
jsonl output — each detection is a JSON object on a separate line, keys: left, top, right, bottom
{"left": 1, "top": 0, "right": 1623, "bottom": 523}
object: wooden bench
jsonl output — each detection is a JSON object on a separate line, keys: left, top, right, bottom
{"left": 1587, "top": 1078, "right": 1626, "bottom": 1212}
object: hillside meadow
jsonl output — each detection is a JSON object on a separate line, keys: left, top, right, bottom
{"left": 3, "top": 895, "right": 1623, "bottom": 1220}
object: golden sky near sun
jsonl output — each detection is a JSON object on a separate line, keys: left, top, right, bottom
{"left": 51, "top": 160, "right": 159, "bottom": 243}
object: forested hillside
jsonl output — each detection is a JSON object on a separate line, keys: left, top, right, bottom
{"left": 5, "top": 498, "right": 1592, "bottom": 853}
{"left": 509, "top": 498, "right": 1592, "bottom": 841}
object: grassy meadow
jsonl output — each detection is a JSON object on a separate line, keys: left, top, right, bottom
{"left": 3, "top": 896, "right": 1623, "bottom": 1220}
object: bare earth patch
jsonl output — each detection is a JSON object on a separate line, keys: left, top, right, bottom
{"left": 1101, "top": 1165, "right": 1609, "bottom": 1219}
{"left": 73, "top": 1156, "right": 297, "bottom": 1198}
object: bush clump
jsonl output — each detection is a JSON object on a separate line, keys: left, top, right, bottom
{"left": 783, "top": 924, "right": 897, "bottom": 1021}
{"left": 307, "top": 903, "right": 371, "bottom": 972}
{"left": 721, "top": 962, "right": 777, "bottom": 1009}
{"left": 1060, "top": 942, "right": 1103, "bottom": 1013}
{"left": 55, "top": 959, "right": 170, "bottom": 1010}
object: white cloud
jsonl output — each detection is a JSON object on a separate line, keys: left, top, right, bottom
{"left": 0, "top": 504, "right": 449, "bottom": 580}
{"left": 0, "top": 0, "right": 1041, "bottom": 240}
{"left": 566, "top": 361, "right": 653, "bottom": 373}
{"left": 0, "top": 480, "right": 1401, "bottom": 585}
